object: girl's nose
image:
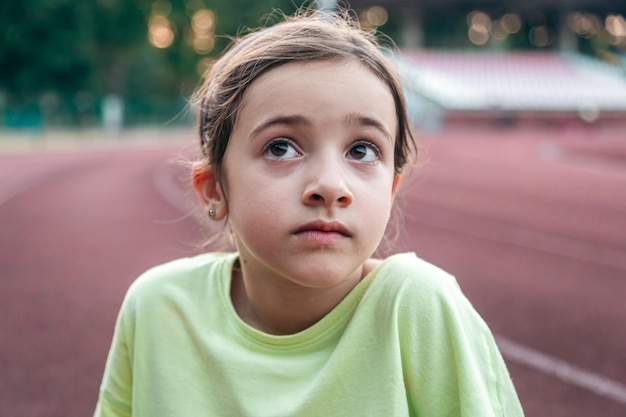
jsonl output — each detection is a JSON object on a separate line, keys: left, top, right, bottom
{"left": 302, "top": 153, "right": 354, "bottom": 207}
{"left": 301, "top": 162, "right": 354, "bottom": 208}
{"left": 302, "top": 181, "right": 354, "bottom": 207}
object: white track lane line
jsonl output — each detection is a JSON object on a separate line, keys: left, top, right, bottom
{"left": 0, "top": 164, "right": 69, "bottom": 207}
{"left": 497, "top": 336, "right": 626, "bottom": 405}
{"left": 0, "top": 176, "right": 42, "bottom": 207}
{"left": 406, "top": 202, "right": 626, "bottom": 270}
{"left": 154, "top": 160, "right": 626, "bottom": 406}
{"left": 151, "top": 158, "right": 201, "bottom": 222}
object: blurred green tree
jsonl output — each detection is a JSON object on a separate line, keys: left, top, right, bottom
{"left": 0, "top": 0, "right": 304, "bottom": 127}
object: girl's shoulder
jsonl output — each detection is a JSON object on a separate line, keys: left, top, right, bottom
{"left": 363, "top": 252, "right": 490, "bottom": 337}
{"left": 364, "top": 252, "right": 474, "bottom": 318}
{"left": 371, "top": 252, "right": 460, "bottom": 294}
{"left": 124, "top": 252, "right": 237, "bottom": 300}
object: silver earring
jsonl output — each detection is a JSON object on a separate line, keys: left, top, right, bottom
{"left": 208, "top": 208, "right": 215, "bottom": 219}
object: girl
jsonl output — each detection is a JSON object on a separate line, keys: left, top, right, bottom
{"left": 95, "top": 10, "right": 524, "bottom": 417}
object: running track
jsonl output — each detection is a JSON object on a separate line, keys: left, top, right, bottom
{"left": 1, "top": 126, "right": 625, "bottom": 416}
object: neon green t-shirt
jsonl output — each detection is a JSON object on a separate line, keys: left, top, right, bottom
{"left": 95, "top": 252, "right": 524, "bottom": 416}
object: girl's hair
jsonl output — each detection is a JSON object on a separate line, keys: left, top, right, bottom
{"left": 193, "top": 9, "right": 417, "bottom": 183}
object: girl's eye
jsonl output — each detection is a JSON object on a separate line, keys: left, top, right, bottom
{"left": 264, "top": 139, "right": 300, "bottom": 160}
{"left": 347, "top": 141, "right": 379, "bottom": 163}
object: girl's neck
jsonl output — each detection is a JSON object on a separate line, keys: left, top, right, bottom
{"left": 229, "top": 259, "right": 381, "bottom": 335}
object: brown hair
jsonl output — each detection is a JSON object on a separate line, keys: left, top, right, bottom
{"left": 193, "top": 10, "right": 417, "bottom": 183}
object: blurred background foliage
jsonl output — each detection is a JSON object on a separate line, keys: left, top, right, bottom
{"left": 1, "top": 0, "right": 625, "bottom": 130}
{"left": 0, "top": 0, "right": 305, "bottom": 128}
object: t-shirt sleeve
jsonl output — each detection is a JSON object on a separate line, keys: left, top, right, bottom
{"left": 94, "top": 290, "right": 136, "bottom": 417}
{"left": 393, "top": 256, "right": 524, "bottom": 416}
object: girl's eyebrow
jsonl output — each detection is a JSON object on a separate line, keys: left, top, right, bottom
{"left": 345, "top": 113, "right": 393, "bottom": 142}
{"left": 250, "top": 115, "right": 310, "bottom": 137}
{"left": 249, "top": 113, "right": 393, "bottom": 142}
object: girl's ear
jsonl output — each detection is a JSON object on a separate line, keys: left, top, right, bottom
{"left": 192, "top": 162, "right": 227, "bottom": 220}
{"left": 391, "top": 174, "right": 402, "bottom": 196}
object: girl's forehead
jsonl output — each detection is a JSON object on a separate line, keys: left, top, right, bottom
{"left": 242, "top": 58, "right": 393, "bottom": 104}
{"left": 269, "top": 57, "right": 377, "bottom": 76}
{"left": 233, "top": 59, "right": 398, "bottom": 138}
{"left": 244, "top": 58, "right": 389, "bottom": 99}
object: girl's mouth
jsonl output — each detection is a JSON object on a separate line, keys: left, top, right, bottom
{"left": 293, "top": 220, "right": 352, "bottom": 244}
{"left": 293, "top": 220, "right": 351, "bottom": 237}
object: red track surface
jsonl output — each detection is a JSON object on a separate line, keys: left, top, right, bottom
{"left": 1, "top": 126, "right": 625, "bottom": 416}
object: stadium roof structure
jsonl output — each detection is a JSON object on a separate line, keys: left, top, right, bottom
{"left": 343, "top": 0, "right": 626, "bottom": 52}
{"left": 346, "top": 0, "right": 626, "bottom": 15}
{"left": 340, "top": 0, "right": 626, "bottom": 125}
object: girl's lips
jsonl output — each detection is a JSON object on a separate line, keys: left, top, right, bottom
{"left": 293, "top": 220, "right": 352, "bottom": 237}
{"left": 294, "top": 230, "right": 347, "bottom": 245}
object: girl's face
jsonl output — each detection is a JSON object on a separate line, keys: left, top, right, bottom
{"left": 219, "top": 59, "right": 399, "bottom": 290}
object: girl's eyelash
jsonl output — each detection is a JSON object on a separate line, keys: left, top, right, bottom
{"left": 262, "top": 137, "right": 302, "bottom": 160}
{"left": 264, "top": 137, "right": 297, "bottom": 150}
{"left": 262, "top": 138, "right": 382, "bottom": 160}
{"left": 353, "top": 140, "right": 381, "bottom": 155}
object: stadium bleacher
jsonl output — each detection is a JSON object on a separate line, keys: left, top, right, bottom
{"left": 398, "top": 50, "right": 626, "bottom": 128}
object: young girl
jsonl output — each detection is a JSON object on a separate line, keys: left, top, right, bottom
{"left": 95, "top": 10, "right": 524, "bottom": 417}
